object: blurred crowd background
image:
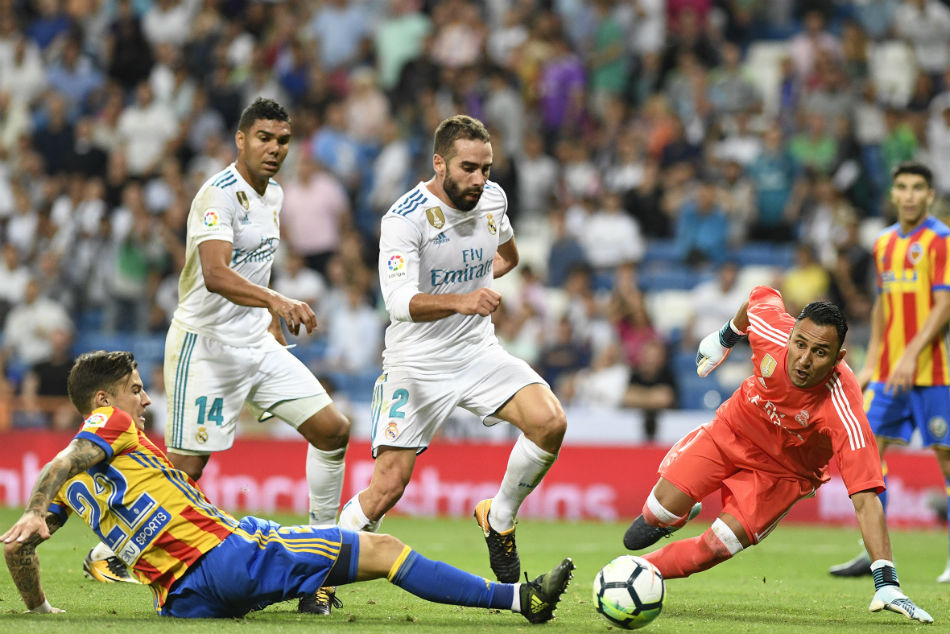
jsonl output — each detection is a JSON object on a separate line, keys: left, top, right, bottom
{"left": 1, "top": 0, "right": 949, "bottom": 439}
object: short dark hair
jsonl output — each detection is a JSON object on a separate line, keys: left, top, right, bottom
{"left": 67, "top": 351, "right": 138, "bottom": 416}
{"left": 433, "top": 115, "right": 490, "bottom": 161}
{"left": 891, "top": 161, "right": 933, "bottom": 188}
{"left": 237, "top": 97, "right": 290, "bottom": 133}
{"left": 797, "top": 301, "right": 848, "bottom": 348}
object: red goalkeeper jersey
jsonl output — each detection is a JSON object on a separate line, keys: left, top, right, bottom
{"left": 715, "top": 286, "right": 884, "bottom": 495}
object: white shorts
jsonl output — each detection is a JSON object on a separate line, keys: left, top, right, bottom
{"left": 164, "top": 323, "right": 330, "bottom": 453}
{"left": 369, "top": 344, "right": 546, "bottom": 455}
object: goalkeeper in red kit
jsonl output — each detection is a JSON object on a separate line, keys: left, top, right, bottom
{"left": 622, "top": 286, "right": 933, "bottom": 624}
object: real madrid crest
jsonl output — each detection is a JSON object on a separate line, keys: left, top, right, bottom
{"left": 236, "top": 190, "right": 250, "bottom": 210}
{"left": 425, "top": 206, "right": 445, "bottom": 229}
{"left": 486, "top": 213, "right": 497, "bottom": 235}
{"left": 385, "top": 421, "right": 400, "bottom": 441}
{"left": 760, "top": 354, "right": 777, "bottom": 378}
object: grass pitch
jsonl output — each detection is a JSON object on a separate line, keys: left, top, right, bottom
{"left": 0, "top": 507, "right": 944, "bottom": 633}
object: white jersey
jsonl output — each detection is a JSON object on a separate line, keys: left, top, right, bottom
{"left": 378, "top": 180, "right": 513, "bottom": 372}
{"left": 171, "top": 164, "right": 281, "bottom": 347}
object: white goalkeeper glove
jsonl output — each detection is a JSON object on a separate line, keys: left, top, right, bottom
{"left": 696, "top": 320, "right": 745, "bottom": 377}
{"left": 868, "top": 560, "right": 933, "bottom": 624}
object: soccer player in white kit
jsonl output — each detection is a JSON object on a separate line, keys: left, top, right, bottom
{"left": 84, "top": 99, "right": 350, "bottom": 615}
{"left": 337, "top": 115, "right": 567, "bottom": 584}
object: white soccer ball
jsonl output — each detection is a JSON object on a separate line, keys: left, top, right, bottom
{"left": 592, "top": 555, "right": 665, "bottom": 630}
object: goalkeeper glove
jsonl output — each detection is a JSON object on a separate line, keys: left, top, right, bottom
{"left": 696, "top": 320, "right": 745, "bottom": 377}
{"left": 867, "top": 560, "right": 933, "bottom": 624}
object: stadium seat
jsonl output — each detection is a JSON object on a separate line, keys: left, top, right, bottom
{"left": 73, "top": 333, "right": 166, "bottom": 383}
{"left": 326, "top": 369, "right": 380, "bottom": 401}
{"left": 673, "top": 351, "right": 726, "bottom": 410}
{"left": 638, "top": 264, "right": 703, "bottom": 291}
{"left": 676, "top": 372, "right": 725, "bottom": 411}
{"left": 645, "top": 289, "right": 694, "bottom": 338}
{"left": 642, "top": 239, "right": 680, "bottom": 265}
{"left": 291, "top": 340, "right": 329, "bottom": 367}
{"left": 736, "top": 242, "right": 796, "bottom": 269}
{"left": 76, "top": 309, "right": 104, "bottom": 333}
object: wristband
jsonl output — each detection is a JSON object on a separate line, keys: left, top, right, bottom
{"left": 718, "top": 320, "right": 745, "bottom": 348}
{"left": 870, "top": 559, "right": 899, "bottom": 589}
{"left": 29, "top": 600, "right": 53, "bottom": 614}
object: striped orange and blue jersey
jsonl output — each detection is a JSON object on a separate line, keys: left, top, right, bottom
{"left": 49, "top": 406, "right": 239, "bottom": 609}
{"left": 871, "top": 216, "right": 950, "bottom": 386}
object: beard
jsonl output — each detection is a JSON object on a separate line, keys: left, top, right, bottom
{"left": 443, "top": 172, "right": 482, "bottom": 211}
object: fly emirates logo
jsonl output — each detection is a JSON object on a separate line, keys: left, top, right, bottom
{"left": 747, "top": 393, "right": 804, "bottom": 441}
{"left": 430, "top": 248, "right": 492, "bottom": 287}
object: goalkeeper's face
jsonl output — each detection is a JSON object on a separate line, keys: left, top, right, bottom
{"left": 785, "top": 319, "right": 845, "bottom": 389}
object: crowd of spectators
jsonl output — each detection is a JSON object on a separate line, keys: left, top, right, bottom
{"left": 1, "top": 0, "right": 949, "bottom": 440}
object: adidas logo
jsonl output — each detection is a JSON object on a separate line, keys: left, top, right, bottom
{"left": 434, "top": 232, "right": 450, "bottom": 245}
{"left": 530, "top": 595, "right": 548, "bottom": 611}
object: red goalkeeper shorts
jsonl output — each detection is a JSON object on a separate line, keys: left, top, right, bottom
{"left": 658, "top": 421, "right": 816, "bottom": 544}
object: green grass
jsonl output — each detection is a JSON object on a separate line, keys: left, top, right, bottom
{"left": 0, "top": 508, "right": 944, "bottom": 633}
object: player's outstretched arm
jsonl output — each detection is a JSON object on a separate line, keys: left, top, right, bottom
{"left": 696, "top": 299, "right": 749, "bottom": 377}
{"left": 851, "top": 491, "right": 933, "bottom": 624}
{"left": 3, "top": 513, "right": 64, "bottom": 613}
{"left": 2, "top": 439, "right": 103, "bottom": 613}
{"left": 3, "top": 438, "right": 105, "bottom": 545}
{"left": 869, "top": 580, "right": 933, "bottom": 624}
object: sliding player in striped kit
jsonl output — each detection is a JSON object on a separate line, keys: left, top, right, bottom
{"left": 2, "top": 351, "right": 574, "bottom": 622}
{"left": 623, "top": 286, "right": 932, "bottom": 623}
{"left": 337, "top": 115, "right": 567, "bottom": 585}
{"left": 829, "top": 161, "right": 950, "bottom": 583}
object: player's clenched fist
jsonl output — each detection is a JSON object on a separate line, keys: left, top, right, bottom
{"left": 268, "top": 292, "right": 318, "bottom": 335}
{"left": 458, "top": 288, "right": 502, "bottom": 316}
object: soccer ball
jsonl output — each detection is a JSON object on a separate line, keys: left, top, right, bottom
{"left": 592, "top": 555, "right": 664, "bottom": 629}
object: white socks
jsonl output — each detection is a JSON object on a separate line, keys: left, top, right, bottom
{"left": 337, "top": 492, "right": 382, "bottom": 532}
{"left": 306, "top": 445, "right": 346, "bottom": 527}
{"left": 490, "top": 434, "right": 557, "bottom": 532}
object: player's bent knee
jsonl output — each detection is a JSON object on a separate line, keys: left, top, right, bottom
{"left": 299, "top": 408, "right": 351, "bottom": 450}
{"left": 708, "top": 518, "right": 746, "bottom": 556}
{"left": 357, "top": 532, "right": 407, "bottom": 580}
{"left": 167, "top": 453, "right": 209, "bottom": 481}
{"left": 536, "top": 409, "right": 567, "bottom": 449}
